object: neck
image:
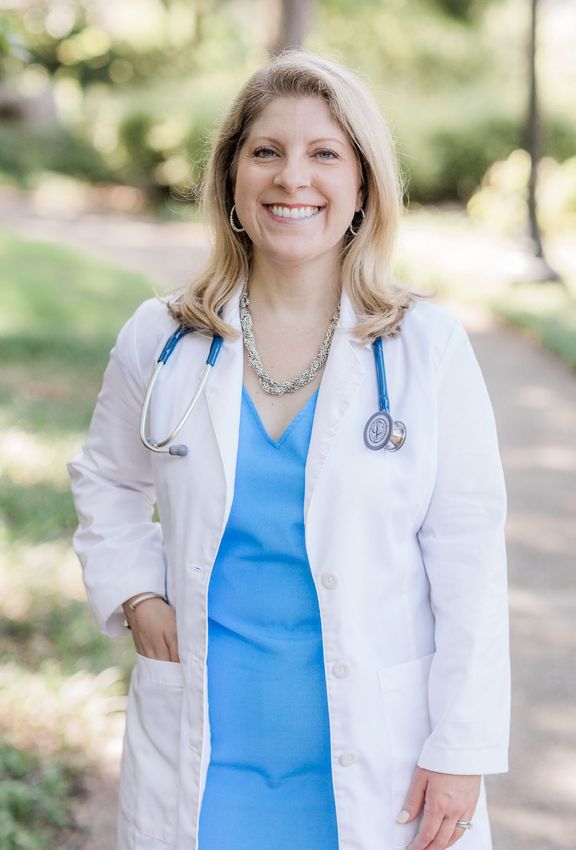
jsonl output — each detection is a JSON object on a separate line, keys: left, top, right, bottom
{"left": 247, "top": 253, "right": 341, "bottom": 328}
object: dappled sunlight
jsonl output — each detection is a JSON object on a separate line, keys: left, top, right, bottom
{"left": 0, "top": 659, "right": 127, "bottom": 762}
{"left": 0, "top": 541, "right": 85, "bottom": 617}
{"left": 0, "top": 427, "right": 74, "bottom": 487}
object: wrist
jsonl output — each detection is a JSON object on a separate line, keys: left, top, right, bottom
{"left": 121, "top": 592, "right": 168, "bottom": 628}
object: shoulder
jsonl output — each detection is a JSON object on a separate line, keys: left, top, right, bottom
{"left": 130, "top": 291, "right": 182, "bottom": 335}
{"left": 397, "top": 297, "right": 467, "bottom": 372}
{"left": 113, "top": 293, "right": 180, "bottom": 378}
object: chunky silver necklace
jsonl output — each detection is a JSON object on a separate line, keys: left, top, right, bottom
{"left": 239, "top": 281, "right": 340, "bottom": 395}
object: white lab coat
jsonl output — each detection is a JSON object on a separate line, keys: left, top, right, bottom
{"left": 67, "top": 282, "right": 510, "bottom": 850}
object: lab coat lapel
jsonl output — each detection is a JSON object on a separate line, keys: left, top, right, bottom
{"left": 304, "top": 288, "right": 367, "bottom": 522}
{"left": 203, "top": 283, "right": 368, "bottom": 525}
{"left": 203, "top": 283, "right": 244, "bottom": 521}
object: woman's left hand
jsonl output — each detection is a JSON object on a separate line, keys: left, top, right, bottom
{"left": 397, "top": 767, "right": 481, "bottom": 850}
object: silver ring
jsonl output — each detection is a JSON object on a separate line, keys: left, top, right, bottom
{"left": 455, "top": 820, "right": 473, "bottom": 831}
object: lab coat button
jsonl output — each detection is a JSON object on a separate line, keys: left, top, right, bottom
{"left": 332, "top": 663, "right": 349, "bottom": 678}
{"left": 321, "top": 573, "right": 338, "bottom": 589}
{"left": 339, "top": 752, "right": 356, "bottom": 767}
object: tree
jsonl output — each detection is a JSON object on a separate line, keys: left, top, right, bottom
{"left": 523, "top": 0, "right": 560, "bottom": 281}
{"left": 270, "top": 0, "right": 313, "bottom": 55}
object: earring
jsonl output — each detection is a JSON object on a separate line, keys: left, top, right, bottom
{"left": 349, "top": 207, "right": 365, "bottom": 236}
{"left": 229, "top": 204, "right": 245, "bottom": 233}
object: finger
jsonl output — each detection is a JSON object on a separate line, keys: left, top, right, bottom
{"left": 164, "top": 631, "right": 180, "bottom": 663}
{"left": 397, "top": 768, "right": 428, "bottom": 825}
{"left": 446, "top": 809, "right": 475, "bottom": 847}
{"left": 407, "top": 806, "right": 444, "bottom": 850}
{"left": 422, "top": 816, "right": 458, "bottom": 850}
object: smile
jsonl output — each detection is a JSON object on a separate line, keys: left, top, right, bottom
{"left": 263, "top": 204, "right": 324, "bottom": 222}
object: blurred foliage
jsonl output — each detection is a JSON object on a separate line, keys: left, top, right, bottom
{"left": 0, "top": 0, "right": 573, "bottom": 209}
{"left": 0, "top": 738, "right": 79, "bottom": 850}
{"left": 0, "top": 19, "right": 31, "bottom": 79}
{"left": 468, "top": 150, "right": 576, "bottom": 236}
{"left": 0, "top": 231, "right": 157, "bottom": 845}
{"left": 492, "top": 283, "right": 576, "bottom": 372}
{"left": 0, "top": 125, "right": 114, "bottom": 188}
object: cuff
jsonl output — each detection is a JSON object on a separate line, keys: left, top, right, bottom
{"left": 417, "top": 743, "right": 509, "bottom": 775}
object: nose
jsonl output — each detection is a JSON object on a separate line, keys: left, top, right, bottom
{"left": 272, "top": 154, "right": 312, "bottom": 193}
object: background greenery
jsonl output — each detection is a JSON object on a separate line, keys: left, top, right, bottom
{"left": 0, "top": 231, "right": 154, "bottom": 848}
{"left": 0, "top": 0, "right": 574, "bottom": 845}
{"left": 0, "top": 0, "right": 574, "bottom": 211}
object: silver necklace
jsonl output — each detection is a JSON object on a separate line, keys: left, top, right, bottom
{"left": 239, "top": 281, "right": 340, "bottom": 395}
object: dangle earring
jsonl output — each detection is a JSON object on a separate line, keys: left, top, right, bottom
{"left": 229, "top": 204, "right": 245, "bottom": 233}
{"left": 349, "top": 208, "right": 365, "bottom": 236}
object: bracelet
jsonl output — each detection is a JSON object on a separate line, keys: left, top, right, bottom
{"left": 121, "top": 592, "right": 168, "bottom": 629}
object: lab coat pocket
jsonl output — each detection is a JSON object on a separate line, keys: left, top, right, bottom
{"left": 119, "top": 653, "right": 185, "bottom": 844}
{"left": 378, "top": 652, "right": 434, "bottom": 849}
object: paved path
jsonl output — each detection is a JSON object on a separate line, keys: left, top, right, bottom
{"left": 2, "top": 193, "right": 574, "bottom": 850}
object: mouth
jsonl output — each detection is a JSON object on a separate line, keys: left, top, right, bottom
{"left": 262, "top": 203, "right": 325, "bottom": 222}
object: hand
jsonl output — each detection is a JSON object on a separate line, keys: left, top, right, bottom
{"left": 122, "top": 595, "right": 180, "bottom": 662}
{"left": 397, "top": 767, "right": 480, "bottom": 850}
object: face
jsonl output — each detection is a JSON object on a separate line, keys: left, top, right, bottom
{"left": 232, "top": 96, "right": 364, "bottom": 267}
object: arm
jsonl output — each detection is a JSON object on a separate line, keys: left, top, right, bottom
{"left": 399, "top": 319, "right": 510, "bottom": 849}
{"left": 416, "top": 318, "right": 510, "bottom": 776}
{"left": 67, "top": 303, "right": 168, "bottom": 638}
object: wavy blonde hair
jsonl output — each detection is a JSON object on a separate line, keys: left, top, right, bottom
{"left": 167, "top": 49, "right": 427, "bottom": 341}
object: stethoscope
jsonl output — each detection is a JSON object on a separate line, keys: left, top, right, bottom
{"left": 140, "top": 328, "right": 406, "bottom": 457}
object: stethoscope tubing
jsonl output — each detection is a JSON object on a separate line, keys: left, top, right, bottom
{"left": 139, "top": 326, "right": 405, "bottom": 456}
{"left": 140, "top": 331, "right": 223, "bottom": 455}
{"left": 372, "top": 337, "right": 390, "bottom": 413}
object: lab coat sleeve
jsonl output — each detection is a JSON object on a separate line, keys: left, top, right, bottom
{"left": 67, "top": 303, "right": 167, "bottom": 639}
{"left": 416, "top": 318, "right": 510, "bottom": 775}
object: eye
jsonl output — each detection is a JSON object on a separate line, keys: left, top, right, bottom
{"left": 316, "top": 149, "right": 338, "bottom": 160}
{"left": 253, "top": 146, "right": 277, "bottom": 158}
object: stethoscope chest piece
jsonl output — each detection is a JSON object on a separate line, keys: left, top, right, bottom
{"left": 364, "top": 410, "right": 393, "bottom": 450}
{"left": 364, "top": 336, "right": 407, "bottom": 452}
{"left": 363, "top": 411, "right": 406, "bottom": 452}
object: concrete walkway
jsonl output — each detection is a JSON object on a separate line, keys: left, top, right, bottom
{"left": 2, "top": 193, "right": 574, "bottom": 850}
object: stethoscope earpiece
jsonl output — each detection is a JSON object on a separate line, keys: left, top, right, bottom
{"left": 168, "top": 444, "right": 188, "bottom": 457}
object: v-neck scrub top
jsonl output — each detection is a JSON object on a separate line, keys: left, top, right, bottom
{"left": 197, "top": 384, "right": 340, "bottom": 850}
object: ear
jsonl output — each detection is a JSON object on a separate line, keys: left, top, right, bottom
{"left": 356, "top": 184, "right": 365, "bottom": 212}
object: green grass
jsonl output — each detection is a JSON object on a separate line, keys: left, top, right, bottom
{"left": 0, "top": 231, "right": 158, "bottom": 848}
{"left": 490, "top": 282, "right": 576, "bottom": 371}
{"left": 0, "top": 739, "right": 81, "bottom": 850}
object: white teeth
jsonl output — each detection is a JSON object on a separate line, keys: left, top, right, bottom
{"left": 269, "top": 205, "right": 320, "bottom": 219}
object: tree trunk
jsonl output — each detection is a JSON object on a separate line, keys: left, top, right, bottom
{"left": 524, "top": 0, "right": 560, "bottom": 280}
{"left": 270, "top": 0, "right": 312, "bottom": 55}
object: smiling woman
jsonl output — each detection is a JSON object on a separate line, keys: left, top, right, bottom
{"left": 232, "top": 96, "right": 363, "bottom": 265}
{"left": 67, "top": 49, "right": 510, "bottom": 850}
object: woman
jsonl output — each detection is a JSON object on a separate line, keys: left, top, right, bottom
{"left": 67, "top": 50, "right": 510, "bottom": 850}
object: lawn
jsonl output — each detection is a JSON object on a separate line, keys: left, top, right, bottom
{"left": 0, "top": 231, "right": 158, "bottom": 849}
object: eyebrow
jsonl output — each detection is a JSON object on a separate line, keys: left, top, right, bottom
{"left": 250, "top": 136, "right": 346, "bottom": 147}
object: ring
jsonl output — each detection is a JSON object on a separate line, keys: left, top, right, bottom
{"left": 455, "top": 820, "right": 473, "bottom": 830}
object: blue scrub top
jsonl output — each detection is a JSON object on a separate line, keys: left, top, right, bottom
{"left": 197, "top": 384, "right": 339, "bottom": 849}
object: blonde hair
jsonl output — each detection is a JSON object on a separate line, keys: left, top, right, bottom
{"left": 167, "top": 49, "right": 427, "bottom": 342}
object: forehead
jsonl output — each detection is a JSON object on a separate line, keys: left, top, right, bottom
{"left": 245, "top": 96, "right": 350, "bottom": 145}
